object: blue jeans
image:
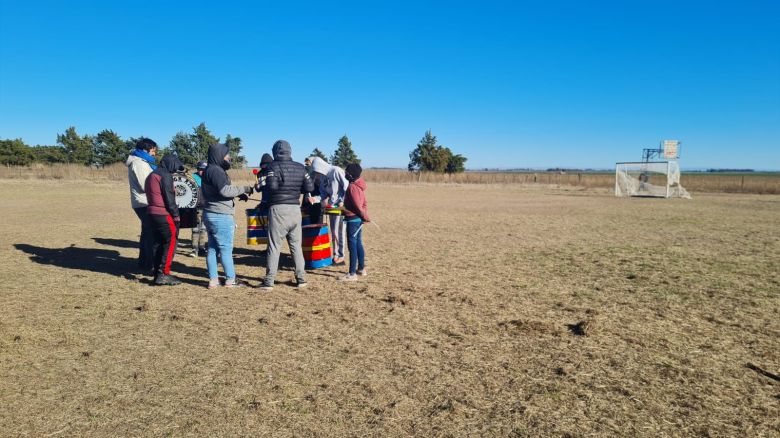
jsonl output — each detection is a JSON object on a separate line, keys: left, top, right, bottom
{"left": 345, "top": 218, "right": 365, "bottom": 275}
{"left": 203, "top": 211, "right": 235, "bottom": 280}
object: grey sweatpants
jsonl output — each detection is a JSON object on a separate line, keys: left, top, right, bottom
{"left": 265, "top": 204, "right": 306, "bottom": 285}
{"left": 329, "top": 213, "right": 346, "bottom": 259}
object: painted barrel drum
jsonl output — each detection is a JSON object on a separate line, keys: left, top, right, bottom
{"left": 302, "top": 223, "right": 332, "bottom": 269}
{"left": 246, "top": 208, "right": 269, "bottom": 245}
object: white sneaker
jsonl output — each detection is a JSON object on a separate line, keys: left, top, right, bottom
{"left": 338, "top": 274, "right": 358, "bottom": 282}
{"left": 356, "top": 268, "right": 367, "bottom": 276}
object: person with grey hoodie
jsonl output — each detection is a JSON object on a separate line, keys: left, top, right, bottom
{"left": 307, "top": 157, "right": 349, "bottom": 264}
{"left": 258, "top": 140, "right": 315, "bottom": 290}
{"left": 201, "top": 143, "right": 254, "bottom": 289}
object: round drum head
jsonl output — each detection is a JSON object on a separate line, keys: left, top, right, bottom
{"left": 173, "top": 174, "right": 199, "bottom": 209}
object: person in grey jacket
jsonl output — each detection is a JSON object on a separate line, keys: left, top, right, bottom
{"left": 258, "top": 140, "right": 315, "bottom": 290}
{"left": 201, "top": 143, "right": 253, "bottom": 289}
{"left": 308, "top": 157, "right": 349, "bottom": 264}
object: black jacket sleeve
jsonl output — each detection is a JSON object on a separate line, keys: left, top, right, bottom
{"left": 161, "top": 172, "right": 179, "bottom": 218}
{"left": 301, "top": 172, "right": 314, "bottom": 194}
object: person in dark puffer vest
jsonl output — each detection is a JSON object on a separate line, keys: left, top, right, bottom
{"left": 144, "top": 154, "right": 185, "bottom": 286}
{"left": 340, "top": 163, "right": 370, "bottom": 281}
{"left": 257, "top": 140, "right": 315, "bottom": 290}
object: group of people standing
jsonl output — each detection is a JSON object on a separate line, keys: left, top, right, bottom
{"left": 126, "top": 138, "right": 370, "bottom": 289}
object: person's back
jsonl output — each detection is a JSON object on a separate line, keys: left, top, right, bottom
{"left": 267, "top": 143, "right": 313, "bottom": 205}
{"left": 260, "top": 140, "right": 314, "bottom": 290}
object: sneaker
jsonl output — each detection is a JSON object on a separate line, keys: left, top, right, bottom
{"left": 154, "top": 274, "right": 182, "bottom": 286}
{"left": 338, "top": 273, "right": 358, "bottom": 282}
{"left": 208, "top": 278, "right": 221, "bottom": 289}
{"left": 356, "top": 268, "right": 367, "bottom": 276}
{"left": 296, "top": 280, "right": 308, "bottom": 289}
{"left": 333, "top": 258, "right": 346, "bottom": 265}
{"left": 187, "top": 251, "right": 198, "bottom": 258}
{"left": 224, "top": 278, "right": 246, "bottom": 288}
{"left": 256, "top": 282, "right": 274, "bottom": 291}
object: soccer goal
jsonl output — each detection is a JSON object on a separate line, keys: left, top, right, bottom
{"left": 614, "top": 161, "right": 691, "bottom": 198}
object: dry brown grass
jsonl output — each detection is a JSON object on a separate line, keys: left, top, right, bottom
{"left": 1, "top": 180, "right": 779, "bottom": 437}
{"left": 2, "top": 165, "right": 779, "bottom": 194}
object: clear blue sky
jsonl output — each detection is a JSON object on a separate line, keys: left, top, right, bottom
{"left": 1, "top": 1, "right": 778, "bottom": 169}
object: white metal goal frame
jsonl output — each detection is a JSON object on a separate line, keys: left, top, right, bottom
{"left": 614, "top": 160, "right": 690, "bottom": 199}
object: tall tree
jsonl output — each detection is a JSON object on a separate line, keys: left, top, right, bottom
{"left": 57, "top": 127, "right": 93, "bottom": 165}
{"left": 0, "top": 139, "right": 34, "bottom": 166}
{"left": 409, "top": 130, "right": 467, "bottom": 173}
{"left": 331, "top": 135, "right": 360, "bottom": 168}
{"left": 224, "top": 134, "right": 246, "bottom": 167}
{"left": 168, "top": 131, "right": 196, "bottom": 165}
{"left": 92, "top": 129, "right": 128, "bottom": 166}
{"left": 310, "top": 147, "right": 329, "bottom": 162}
{"left": 190, "top": 122, "right": 219, "bottom": 165}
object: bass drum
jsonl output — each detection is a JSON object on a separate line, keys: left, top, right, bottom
{"left": 173, "top": 174, "right": 199, "bottom": 209}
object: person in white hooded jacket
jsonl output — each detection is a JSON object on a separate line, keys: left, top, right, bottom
{"left": 126, "top": 137, "right": 158, "bottom": 270}
{"left": 307, "top": 157, "right": 349, "bottom": 264}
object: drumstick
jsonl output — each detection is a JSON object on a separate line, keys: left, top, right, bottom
{"left": 352, "top": 223, "right": 363, "bottom": 238}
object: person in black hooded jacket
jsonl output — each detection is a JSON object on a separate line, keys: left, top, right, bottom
{"left": 201, "top": 143, "right": 254, "bottom": 289}
{"left": 258, "top": 140, "right": 314, "bottom": 290}
{"left": 144, "top": 154, "right": 184, "bottom": 286}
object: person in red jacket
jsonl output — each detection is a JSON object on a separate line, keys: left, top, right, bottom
{"left": 144, "top": 154, "right": 185, "bottom": 286}
{"left": 340, "top": 163, "right": 370, "bottom": 281}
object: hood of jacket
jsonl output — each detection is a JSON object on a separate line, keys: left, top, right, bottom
{"left": 159, "top": 154, "right": 184, "bottom": 173}
{"left": 309, "top": 156, "right": 332, "bottom": 176}
{"left": 207, "top": 143, "right": 230, "bottom": 166}
{"left": 272, "top": 140, "right": 292, "bottom": 162}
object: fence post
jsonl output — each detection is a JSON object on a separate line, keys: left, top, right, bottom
{"left": 741, "top": 175, "right": 745, "bottom": 191}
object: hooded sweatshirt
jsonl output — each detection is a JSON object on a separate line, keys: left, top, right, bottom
{"left": 343, "top": 177, "right": 370, "bottom": 222}
{"left": 201, "top": 143, "right": 248, "bottom": 215}
{"left": 145, "top": 154, "right": 183, "bottom": 218}
{"left": 127, "top": 151, "right": 156, "bottom": 208}
{"left": 308, "top": 157, "right": 349, "bottom": 206}
{"left": 266, "top": 140, "right": 315, "bottom": 205}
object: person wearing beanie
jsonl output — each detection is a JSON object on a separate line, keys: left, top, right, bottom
{"left": 340, "top": 163, "right": 370, "bottom": 281}
{"left": 258, "top": 140, "right": 315, "bottom": 290}
{"left": 254, "top": 153, "right": 274, "bottom": 213}
{"left": 307, "top": 156, "right": 350, "bottom": 264}
{"left": 201, "top": 143, "right": 254, "bottom": 289}
{"left": 188, "top": 160, "right": 209, "bottom": 257}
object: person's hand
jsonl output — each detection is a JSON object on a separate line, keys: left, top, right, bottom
{"left": 307, "top": 196, "right": 316, "bottom": 205}
{"left": 173, "top": 216, "right": 180, "bottom": 223}
{"left": 244, "top": 186, "right": 254, "bottom": 194}
{"left": 337, "top": 201, "right": 344, "bottom": 208}
{"left": 238, "top": 193, "right": 249, "bottom": 202}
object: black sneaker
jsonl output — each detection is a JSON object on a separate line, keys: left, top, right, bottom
{"left": 154, "top": 274, "right": 182, "bottom": 286}
{"left": 296, "top": 280, "right": 308, "bottom": 289}
{"left": 256, "top": 282, "right": 274, "bottom": 291}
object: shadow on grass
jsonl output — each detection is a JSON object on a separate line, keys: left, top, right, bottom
{"left": 85, "top": 237, "right": 338, "bottom": 280}
{"left": 92, "top": 237, "right": 310, "bottom": 281}
{"left": 13, "top": 243, "right": 207, "bottom": 287}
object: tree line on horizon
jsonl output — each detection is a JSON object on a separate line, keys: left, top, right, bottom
{"left": 1, "top": 126, "right": 467, "bottom": 173}
{"left": 0, "top": 123, "right": 246, "bottom": 168}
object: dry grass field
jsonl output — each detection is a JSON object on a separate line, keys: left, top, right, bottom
{"left": 1, "top": 179, "right": 778, "bottom": 437}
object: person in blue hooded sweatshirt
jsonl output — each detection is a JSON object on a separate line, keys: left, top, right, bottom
{"left": 201, "top": 143, "right": 254, "bottom": 289}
